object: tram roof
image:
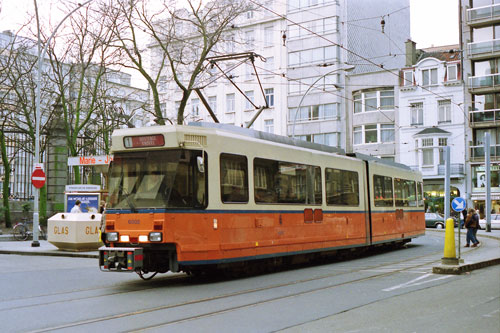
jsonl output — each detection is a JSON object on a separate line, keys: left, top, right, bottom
{"left": 189, "top": 122, "right": 411, "bottom": 171}
{"left": 189, "top": 122, "right": 345, "bottom": 154}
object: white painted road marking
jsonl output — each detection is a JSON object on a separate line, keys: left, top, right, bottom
{"left": 383, "top": 273, "right": 454, "bottom": 292}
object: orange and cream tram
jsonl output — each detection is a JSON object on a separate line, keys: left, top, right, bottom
{"left": 99, "top": 123, "right": 425, "bottom": 279}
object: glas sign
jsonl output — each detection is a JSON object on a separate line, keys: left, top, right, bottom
{"left": 123, "top": 135, "right": 165, "bottom": 148}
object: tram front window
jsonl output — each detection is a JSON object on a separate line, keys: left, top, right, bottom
{"left": 107, "top": 149, "right": 206, "bottom": 210}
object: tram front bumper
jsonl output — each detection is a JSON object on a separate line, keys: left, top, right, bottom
{"left": 99, "top": 247, "right": 144, "bottom": 272}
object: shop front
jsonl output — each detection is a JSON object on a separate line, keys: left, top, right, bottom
{"left": 471, "top": 164, "right": 500, "bottom": 218}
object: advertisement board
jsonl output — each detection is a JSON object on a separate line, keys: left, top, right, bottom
{"left": 65, "top": 193, "right": 101, "bottom": 213}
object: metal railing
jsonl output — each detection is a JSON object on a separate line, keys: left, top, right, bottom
{"left": 470, "top": 108, "right": 500, "bottom": 125}
{"left": 438, "top": 164, "right": 465, "bottom": 176}
{"left": 469, "top": 73, "right": 500, "bottom": 89}
{"left": 468, "top": 39, "right": 500, "bottom": 57}
{"left": 467, "top": 3, "right": 500, "bottom": 22}
{"left": 470, "top": 144, "right": 500, "bottom": 160}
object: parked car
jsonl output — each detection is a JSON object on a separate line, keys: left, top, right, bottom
{"left": 479, "top": 214, "right": 500, "bottom": 230}
{"left": 425, "top": 213, "right": 445, "bottom": 229}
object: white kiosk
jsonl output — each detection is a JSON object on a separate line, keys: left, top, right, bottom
{"left": 48, "top": 185, "right": 104, "bottom": 251}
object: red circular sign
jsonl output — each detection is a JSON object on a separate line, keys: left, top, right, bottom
{"left": 31, "top": 168, "right": 46, "bottom": 189}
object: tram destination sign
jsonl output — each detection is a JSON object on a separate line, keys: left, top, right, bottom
{"left": 123, "top": 134, "right": 165, "bottom": 148}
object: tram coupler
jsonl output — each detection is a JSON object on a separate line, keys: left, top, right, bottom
{"left": 99, "top": 247, "right": 144, "bottom": 272}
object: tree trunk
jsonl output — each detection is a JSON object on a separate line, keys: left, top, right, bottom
{"left": 177, "top": 90, "right": 192, "bottom": 125}
{"left": 0, "top": 131, "right": 11, "bottom": 227}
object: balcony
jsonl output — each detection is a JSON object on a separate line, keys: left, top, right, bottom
{"left": 469, "top": 73, "right": 500, "bottom": 93}
{"left": 409, "top": 164, "right": 465, "bottom": 179}
{"left": 470, "top": 144, "right": 500, "bottom": 161}
{"left": 467, "top": 3, "right": 500, "bottom": 27}
{"left": 438, "top": 164, "right": 465, "bottom": 176}
{"left": 468, "top": 39, "right": 500, "bottom": 60}
{"left": 470, "top": 108, "right": 500, "bottom": 127}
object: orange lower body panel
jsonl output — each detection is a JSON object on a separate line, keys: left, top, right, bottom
{"left": 106, "top": 210, "right": 424, "bottom": 266}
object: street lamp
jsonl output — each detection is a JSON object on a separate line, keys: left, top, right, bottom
{"left": 32, "top": 0, "right": 93, "bottom": 247}
{"left": 291, "top": 65, "right": 355, "bottom": 139}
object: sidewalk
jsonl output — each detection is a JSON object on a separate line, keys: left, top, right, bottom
{"left": 430, "top": 228, "right": 500, "bottom": 274}
{"left": 0, "top": 229, "right": 498, "bottom": 273}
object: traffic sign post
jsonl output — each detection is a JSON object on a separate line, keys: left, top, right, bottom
{"left": 31, "top": 165, "right": 46, "bottom": 247}
{"left": 451, "top": 197, "right": 467, "bottom": 260}
{"left": 31, "top": 167, "right": 46, "bottom": 189}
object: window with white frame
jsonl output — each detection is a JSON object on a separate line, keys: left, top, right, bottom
{"left": 380, "top": 124, "right": 395, "bottom": 142}
{"left": 288, "top": 17, "right": 338, "bottom": 39}
{"left": 353, "top": 89, "right": 395, "bottom": 113}
{"left": 264, "top": 119, "right": 274, "bottom": 133}
{"left": 422, "top": 68, "right": 438, "bottom": 86}
{"left": 245, "top": 30, "right": 254, "bottom": 49}
{"left": 265, "top": 88, "right": 274, "bottom": 107}
{"left": 296, "top": 132, "right": 339, "bottom": 147}
{"left": 353, "top": 126, "right": 362, "bottom": 145}
{"left": 208, "top": 96, "right": 216, "bottom": 113}
{"left": 265, "top": 57, "right": 274, "bottom": 73}
{"left": 352, "top": 123, "right": 395, "bottom": 145}
{"left": 364, "top": 124, "right": 377, "bottom": 143}
{"left": 422, "top": 138, "right": 434, "bottom": 166}
{"left": 246, "top": 10, "right": 254, "bottom": 19}
{"left": 447, "top": 64, "right": 457, "bottom": 81}
{"left": 288, "top": 103, "right": 338, "bottom": 122}
{"left": 244, "top": 91, "right": 254, "bottom": 110}
{"left": 264, "top": 26, "right": 273, "bottom": 47}
{"left": 288, "top": 46, "right": 337, "bottom": 67}
{"left": 159, "top": 76, "right": 167, "bottom": 92}
{"left": 226, "top": 93, "right": 235, "bottom": 113}
{"left": 380, "top": 90, "right": 395, "bottom": 110}
{"left": 411, "top": 102, "right": 424, "bottom": 125}
{"left": 191, "top": 98, "right": 200, "bottom": 117}
{"left": 439, "top": 138, "right": 448, "bottom": 165}
{"left": 354, "top": 93, "right": 362, "bottom": 113}
{"left": 403, "top": 71, "right": 414, "bottom": 86}
{"left": 438, "top": 100, "right": 451, "bottom": 123}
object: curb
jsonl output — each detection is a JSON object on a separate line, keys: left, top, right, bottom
{"left": 432, "top": 258, "right": 500, "bottom": 275}
{"left": 0, "top": 250, "right": 98, "bottom": 259}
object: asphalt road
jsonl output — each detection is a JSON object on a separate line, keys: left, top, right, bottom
{"left": 0, "top": 234, "right": 498, "bottom": 333}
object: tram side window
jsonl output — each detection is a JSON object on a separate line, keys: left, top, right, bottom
{"left": 254, "top": 158, "right": 321, "bottom": 204}
{"left": 325, "top": 168, "right": 359, "bottom": 206}
{"left": 220, "top": 153, "right": 249, "bottom": 203}
{"left": 395, "top": 178, "right": 417, "bottom": 207}
{"left": 373, "top": 175, "right": 393, "bottom": 207}
{"left": 417, "top": 182, "right": 424, "bottom": 207}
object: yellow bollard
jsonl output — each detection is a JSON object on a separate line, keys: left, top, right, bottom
{"left": 442, "top": 218, "right": 459, "bottom": 265}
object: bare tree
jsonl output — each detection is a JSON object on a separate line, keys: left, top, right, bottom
{"left": 103, "top": 0, "right": 251, "bottom": 124}
{"left": 41, "top": 3, "right": 121, "bottom": 183}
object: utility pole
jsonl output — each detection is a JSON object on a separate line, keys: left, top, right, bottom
{"left": 485, "top": 132, "right": 491, "bottom": 232}
{"left": 32, "top": 0, "right": 92, "bottom": 247}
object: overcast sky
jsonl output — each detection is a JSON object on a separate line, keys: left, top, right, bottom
{"left": 0, "top": 0, "right": 459, "bottom": 48}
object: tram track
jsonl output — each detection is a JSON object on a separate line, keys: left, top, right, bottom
{"left": 25, "top": 244, "right": 455, "bottom": 333}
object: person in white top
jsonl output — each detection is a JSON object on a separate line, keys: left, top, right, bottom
{"left": 71, "top": 200, "right": 82, "bottom": 213}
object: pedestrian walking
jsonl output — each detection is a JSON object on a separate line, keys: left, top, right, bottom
{"left": 71, "top": 200, "right": 82, "bottom": 213}
{"left": 464, "top": 208, "right": 480, "bottom": 247}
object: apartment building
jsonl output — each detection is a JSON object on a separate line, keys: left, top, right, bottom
{"left": 287, "top": 0, "right": 409, "bottom": 149}
{"left": 398, "top": 43, "right": 467, "bottom": 212}
{"left": 461, "top": 0, "right": 500, "bottom": 216}
{"left": 156, "top": 2, "right": 288, "bottom": 135}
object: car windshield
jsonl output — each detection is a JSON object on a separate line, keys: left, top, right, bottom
{"left": 107, "top": 149, "right": 206, "bottom": 210}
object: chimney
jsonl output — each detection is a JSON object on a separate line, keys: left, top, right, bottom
{"left": 405, "top": 39, "right": 417, "bottom": 66}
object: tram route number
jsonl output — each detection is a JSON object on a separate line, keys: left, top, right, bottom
{"left": 53, "top": 226, "right": 99, "bottom": 235}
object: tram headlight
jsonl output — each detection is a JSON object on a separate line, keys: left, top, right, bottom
{"left": 106, "top": 232, "right": 118, "bottom": 242}
{"left": 120, "top": 235, "right": 130, "bottom": 242}
{"left": 149, "top": 232, "right": 162, "bottom": 242}
{"left": 138, "top": 235, "right": 148, "bottom": 242}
